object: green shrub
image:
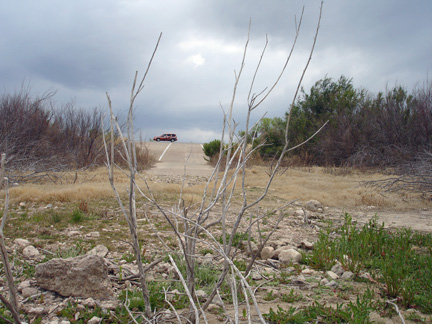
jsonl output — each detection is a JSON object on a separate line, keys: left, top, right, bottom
{"left": 303, "top": 214, "right": 432, "bottom": 314}
{"left": 71, "top": 208, "right": 85, "bottom": 223}
{"left": 203, "top": 139, "right": 221, "bottom": 158}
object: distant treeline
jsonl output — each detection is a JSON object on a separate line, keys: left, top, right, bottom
{"left": 253, "top": 76, "right": 432, "bottom": 167}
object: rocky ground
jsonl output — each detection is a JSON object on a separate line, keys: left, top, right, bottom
{"left": 1, "top": 175, "right": 431, "bottom": 323}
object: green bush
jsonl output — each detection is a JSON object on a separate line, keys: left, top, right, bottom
{"left": 203, "top": 139, "right": 221, "bottom": 158}
{"left": 71, "top": 208, "right": 85, "bottom": 223}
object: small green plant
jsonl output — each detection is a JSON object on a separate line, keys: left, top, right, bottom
{"left": 121, "top": 252, "right": 135, "bottom": 263}
{"left": 265, "top": 296, "right": 377, "bottom": 324}
{"left": 71, "top": 208, "right": 85, "bottom": 223}
{"left": 195, "top": 264, "right": 219, "bottom": 289}
{"left": 200, "top": 248, "right": 214, "bottom": 255}
{"left": 59, "top": 301, "right": 113, "bottom": 323}
{"left": 119, "top": 281, "right": 189, "bottom": 312}
{"left": 54, "top": 240, "right": 87, "bottom": 258}
{"left": 263, "top": 290, "right": 277, "bottom": 301}
{"left": 51, "top": 212, "right": 61, "bottom": 223}
{"left": 233, "top": 259, "right": 247, "bottom": 271}
{"left": 303, "top": 222, "right": 337, "bottom": 270}
{"left": 31, "top": 212, "right": 46, "bottom": 223}
{"left": 275, "top": 270, "right": 292, "bottom": 284}
{"left": 217, "top": 232, "right": 255, "bottom": 248}
{"left": 405, "top": 311, "right": 428, "bottom": 323}
{"left": 280, "top": 288, "right": 303, "bottom": 303}
{"left": 13, "top": 257, "right": 36, "bottom": 279}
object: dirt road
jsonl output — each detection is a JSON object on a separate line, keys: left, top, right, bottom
{"left": 145, "top": 142, "right": 214, "bottom": 177}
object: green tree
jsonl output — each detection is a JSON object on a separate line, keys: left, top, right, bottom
{"left": 252, "top": 117, "right": 286, "bottom": 158}
{"left": 288, "top": 75, "right": 366, "bottom": 165}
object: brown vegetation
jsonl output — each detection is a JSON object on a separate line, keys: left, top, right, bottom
{"left": 0, "top": 85, "right": 155, "bottom": 184}
{"left": 3, "top": 166, "right": 430, "bottom": 211}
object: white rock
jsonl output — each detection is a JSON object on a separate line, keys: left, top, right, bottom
{"left": 28, "top": 306, "right": 46, "bottom": 315}
{"left": 293, "top": 209, "right": 305, "bottom": 217}
{"left": 263, "top": 267, "right": 276, "bottom": 274}
{"left": 23, "top": 245, "right": 40, "bottom": 259}
{"left": 35, "top": 255, "right": 113, "bottom": 299}
{"left": 14, "top": 238, "right": 31, "bottom": 248}
{"left": 82, "top": 297, "right": 96, "bottom": 308}
{"left": 301, "top": 268, "right": 315, "bottom": 275}
{"left": 87, "top": 245, "right": 109, "bottom": 258}
{"left": 298, "top": 240, "right": 314, "bottom": 250}
{"left": 326, "top": 271, "right": 339, "bottom": 280}
{"left": 274, "top": 245, "right": 291, "bottom": 259}
{"left": 88, "top": 317, "right": 102, "bottom": 324}
{"left": 305, "top": 200, "right": 322, "bottom": 212}
{"left": 245, "top": 241, "right": 259, "bottom": 257}
{"left": 278, "top": 248, "right": 302, "bottom": 264}
{"left": 261, "top": 246, "right": 275, "bottom": 260}
{"left": 98, "top": 300, "right": 118, "bottom": 310}
{"left": 359, "top": 272, "right": 371, "bottom": 280}
{"left": 251, "top": 271, "right": 262, "bottom": 280}
{"left": 67, "top": 231, "right": 81, "bottom": 237}
{"left": 341, "top": 271, "right": 354, "bottom": 280}
{"left": 22, "top": 287, "right": 39, "bottom": 299}
{"left": 195, "top": 290, "right": 208, "bottom": 299}
{"left": 211, "top": 294, "right": 224, "bottom": 307}
{"left": 207, "top": 304, "right": 220, "bottom": 312}
{"left": 326, "top": 280, "right": 338, "bottom": 288}
{"left": 330, "top": 264, "right": 344, "bottom": 276}
{"left": 320, "top": 278, "right": 329, "bottom": 286}
{"left": 201, "top": 254, "right": 213, "bottom": 267}
{"left": 18, "top": 280, "right": 31, "bottom": 292}
{"left": 85, "top": 231, "right": 100, "bottom": 238}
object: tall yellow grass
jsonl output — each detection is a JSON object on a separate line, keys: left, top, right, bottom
{"left": 2, "top": 166, "right": 430, "bottom": 211}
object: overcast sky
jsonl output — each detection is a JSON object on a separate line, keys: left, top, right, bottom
{"left": 1, "top": 1, "right": 431, "bottom": 143}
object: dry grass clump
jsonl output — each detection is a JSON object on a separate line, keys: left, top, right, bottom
{"left": 8, "top": 183, "right": 115, "bottom": 204}
{"left": 243, "top": 166, "right": 431, "bottom": 210}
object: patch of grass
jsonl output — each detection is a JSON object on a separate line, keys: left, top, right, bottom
{"left": 405, "top": 311, "right": 428, "bottom": 323}
{"left": 119, "top": 282, "right": 188, "bottom": 313}
{"left": 217, "top": 232, "right": 255, "bottom": 248}
{"left": 31, "top": 212, "right": 47, "bottom": 223}
{"left": 13, "top": 256, "right": 36, "bottom": 279}
{"left": 200, "top": 248, "right": 213, "bottom": 255}
{"left": 51, "top": 212, "right": 61, "bottom": 223}
{"left": 280, "top": 288, "right": 303, "bottom": 303}
{"left": 302, "top": 222, "right": 337, "bottom": 271}
{"left": 71, "top": 208, "right": 85, "bottom": 223}
{"left": 265, "top": 290, "right": 377, "bottom": 323}
{"left": 274, "top": 270, "right": 292, "bottom": 284}
{"left": 303, "top": 214, "right": 432, "bottom": 314}
{"left": 52, "top": 240, "right": 88, "bottom": 259}
{"left": 0, "top": 306, "right": 13, "bottom": 323}
{"left": 233, "top": 259, "right": 247, "bottom": 272}
{"left": 57, "top": 301, "right": 123, "bottom": 323}
{"left": 121, "top": 252, "right": 135, "bottom": 263}
{"left": 263, "top": 290, "right": 277, "bottom": 301}
{"left": 169, "top": 253, "right": 220, "bottom": 291}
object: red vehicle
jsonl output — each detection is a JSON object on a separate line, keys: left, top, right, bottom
{"left": 153, "top": 133, "right": 178, "bottom": 142}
